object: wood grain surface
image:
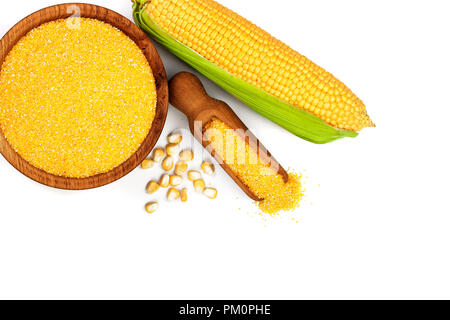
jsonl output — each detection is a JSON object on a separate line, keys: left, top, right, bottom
{"left": 169, "top": 72, "right": 288, "bottom": 201}
{"left": 0, "top": 3, "right": 168, "bottom": 190}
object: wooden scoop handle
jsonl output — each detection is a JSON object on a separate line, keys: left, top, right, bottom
{"left": 168, "top": 72, "right": 210, "bottom": 120}
{"left": 169, "top": 72, "right": 289, "bottom": 200}
{"left": 169, "top": 72, "right": 236, "bottom": 129}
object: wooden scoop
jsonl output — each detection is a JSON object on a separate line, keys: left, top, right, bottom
{"left": 169, "top": 72, "right": 289, "bottom": 201}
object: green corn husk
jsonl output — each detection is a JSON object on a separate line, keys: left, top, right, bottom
{"left": 132, "top": 0, "right": 358, "bottom": 144}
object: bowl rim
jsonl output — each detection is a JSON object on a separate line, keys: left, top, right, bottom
{"left": 0, "top": 3, "right": 168, "bottom": 190}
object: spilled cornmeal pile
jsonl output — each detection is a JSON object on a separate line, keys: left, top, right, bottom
{"left": 204, "top": 118, "right": 303, "bottom": 215}
{"left": 0, "top": 18, "right": 156, "bottom": 178}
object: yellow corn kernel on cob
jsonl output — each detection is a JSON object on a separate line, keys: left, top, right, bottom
{"left": 133, "top": 0, "right": 374, "bottom": 143}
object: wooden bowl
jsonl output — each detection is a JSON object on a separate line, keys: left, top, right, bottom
{"left": 0, "top": 3, "right": 168, "bottom": 190}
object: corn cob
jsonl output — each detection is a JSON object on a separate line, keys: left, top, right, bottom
{"left": 133, "top": 0, "right": 374, "bottom": 143}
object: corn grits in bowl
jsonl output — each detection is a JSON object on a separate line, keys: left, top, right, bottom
{"left": 0, "top": 4, "right": 168, "bottom": 190}
{"left": 0, "top": 17, "right": 157, "bottom": 179}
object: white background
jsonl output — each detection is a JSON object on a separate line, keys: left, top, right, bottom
{"left": 1, "top": 0, "right": 449, "bottom": 300}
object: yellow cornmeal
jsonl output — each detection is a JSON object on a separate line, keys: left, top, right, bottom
{"left": 204, "top": 119, "right": 303, "bottom": 215}
{"left": 0, "top": 18, "right": 157, "bottom": 178}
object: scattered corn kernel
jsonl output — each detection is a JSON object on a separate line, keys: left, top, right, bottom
{"left": 145, "top": 202, "right": 159, "bottom": 214}
{"left": 204, "top": 119, "right": 303, "bottom": 214}
{"left": 187, "top": 170, "right": 202, "bottom": 181}
{"left": 162, "top": 156, "right": 174, "bottom": 171}
{"left": 179, "top": 150, "right": 194, "bottom": 162}
{"left": 166, "top": 143, "right": 180, "bottom": 156}
{"left": 201, "top": 161, "right": 215, "bottom": 175}
{"left": 193, "top": 179, "right": 206, "bottom": 193}
{"left": 141, "top": 159, "right": 155, "bottom": 169}
{"left": 167, "top": 188, "right": 181, "bottom": 201}
{"left": 203, "top": 187, "right": 218, "bottom": 199}
{"left": 170, "top": 175, "right": 183, "bottom": 186}
{"left": 174, "top": 161, "right": 188, "bottom": 176}
{"left": 180, "top": 188, "right": 188, "bottom": 202}
{"left": 146, "top": 181, "right": 160, "bottom": 194}
{"left": 152, "top": 148, "right": 166, "bottom": 163}
{"left": 159, "top": 174, "right": 170, "bottom": 188}
{"left": 0, "top": 18, "right": 157, "bottom": 178}
{"left": 168, "top": 132, "right": 182, "bottom": 144}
